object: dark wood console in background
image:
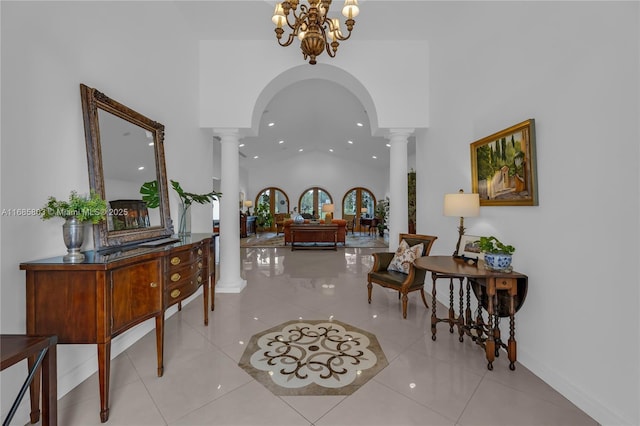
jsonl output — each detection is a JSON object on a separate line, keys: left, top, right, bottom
{"left": 20, "top": 233, "right": 216, "bottom": 423}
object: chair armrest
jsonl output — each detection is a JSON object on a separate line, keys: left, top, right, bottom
{"left": 371, "top": 252, "right": 394, "bottom": 272}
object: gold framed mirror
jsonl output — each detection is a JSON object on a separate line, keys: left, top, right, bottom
{"left": 80, "top": 84, "right": 173, "bottom": 248}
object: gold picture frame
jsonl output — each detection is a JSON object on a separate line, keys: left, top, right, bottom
{"left": 470, "top": 119, "right": 538, "bottom": 206}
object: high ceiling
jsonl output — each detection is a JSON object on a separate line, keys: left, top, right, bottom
{"left": 239, "top": 79, "right": 395, "bottom": 169}
{"left": 169, "top": 0, "right": 420, "bottom": 170}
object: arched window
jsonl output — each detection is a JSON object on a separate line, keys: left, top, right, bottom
{"left": 255, "top": 187, "right": 289, "bottom": 231}
{"left": 298, "top": 187, "right": 332, "bottom": 220}
{"left": 342, "top": 187, "right": 376, "bottom": 232}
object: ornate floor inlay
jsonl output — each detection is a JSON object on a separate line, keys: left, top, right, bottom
{"left": 239, "top": 319, "right": 388, "bottom": 396}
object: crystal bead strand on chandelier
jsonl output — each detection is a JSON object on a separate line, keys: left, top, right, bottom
{"left": 272, "top": 0, "right": 360, "bottom": 65}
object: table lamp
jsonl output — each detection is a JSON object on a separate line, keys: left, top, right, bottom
{"left": 322, "top": 203, "right": 334, "bottom": 224}
{"left": 244, "top": 200, "right": 253, "bottom": 216}
{"left": 361, "top": 207, "right": 368, "bottom": 217}
{"left": 443, "top": 189, "right": 480, "bottom": 257}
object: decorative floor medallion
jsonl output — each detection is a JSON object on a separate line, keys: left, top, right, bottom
{"left": 239, "top": 319, "right": 388, "bottom": 396}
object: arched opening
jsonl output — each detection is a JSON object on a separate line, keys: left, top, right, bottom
{"left": 342, "top": 187, "right": 376, "bottom": 233}
{"left": 255, "top": 186, "right": 289, "bottom": 232}
{"left": 298, "top": 187, "right": 332, "bottom": 221}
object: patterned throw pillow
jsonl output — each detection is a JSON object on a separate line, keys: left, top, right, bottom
{"left": 388, "top": 240, "right": 424, "bottom": 274}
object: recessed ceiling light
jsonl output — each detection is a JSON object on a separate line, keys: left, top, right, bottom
{"left": 138, "top": 166, "right": 145, "bottom": 170}
{"left": 372, "top": 155, "right": 377, "bottom": 159}
{"left": 148, "top": 142, "right": 154, "bottom": 146}
{"left": 298, "top": 148, "right": 304, "bottom": 152}
{"left": 386, "top": 143, "right": 391, "bottom": 147}
{"left": 348, "top": 140, "right": 353, "bottom": 144}
{"left": 239, "top": 143, "right": 245, "bottom": 147}
{"left": 356, "top": 122, "right": 363, "bottom": 127}
{"left": 253, "top": 155, "right": 259, "bottom": 159}
{"left": 268, "top": 122, "right": 275, "bottom": 127}
{"left": 278, "top": 140, "right": 284, "bottom": 144}
{"left": 329, "top": 148, "right": 334, "bottom": 152}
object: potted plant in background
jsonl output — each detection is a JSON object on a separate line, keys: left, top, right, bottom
{"left": 40, "top": 190, "right": 107, "bottom": 262}
{"left": 254, "top": 199, "right": 274, "bottom": 232}
{"left": 478, "top": 236, "right": 516, "bottom": 271}
{"left": 141, "top": 180, "right": 221, "bottom": 237}
{"left": 374, "top": 197, "right": 389, "bottom": 237}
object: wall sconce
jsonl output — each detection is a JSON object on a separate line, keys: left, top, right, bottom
{"left": 244, "top": 200, "right": 253, "bottom": 216}
{"left": 443, "top": 189, "right": 479, "bottom": 257}
{"left": 322, "top": 203, "right": 334, "bottom": 224}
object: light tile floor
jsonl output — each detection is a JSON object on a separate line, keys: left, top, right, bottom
{"left": 55, "top": 247, "right": 599, "bottom": 425}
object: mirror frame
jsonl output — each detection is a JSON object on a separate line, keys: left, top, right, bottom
{"left": 80, "top": 83, "right": 173, "bottom": 248}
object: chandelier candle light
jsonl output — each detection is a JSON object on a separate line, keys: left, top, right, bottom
{"left": 272, "top": 0, "right": 360, "bottom": 65}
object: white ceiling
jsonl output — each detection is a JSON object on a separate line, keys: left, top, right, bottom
{"left": 169, "top": 0, "right": 420, "bottom": 169}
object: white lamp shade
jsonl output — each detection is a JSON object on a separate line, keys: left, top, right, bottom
{"left": 443, "top": 193, "right": 480, "bottom": 217}
{"left": 322, "top": 203, "right": 334, "bottom": 213}
{"left": 272, "top": 3, "right": 286, "bottom": 27}
{"left": 244, "top": 200, "right": 253, "bottom": 208}
{"left": 361, "top": 207, "right": 368, "bottom": 213}
{"left": 342, "top": 0, "right": 360, "bottom": 18}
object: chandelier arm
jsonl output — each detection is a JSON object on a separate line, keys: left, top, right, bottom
{"left": 277, "top": 31, "right": 299, "bottom": 47}
{"left": 325, "top": 41, "right": 337, "bottom": 58}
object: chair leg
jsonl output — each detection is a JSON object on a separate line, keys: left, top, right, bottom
{"left": 401, "top": 293, "right": 408, "bottom": 319}
{"left": 367, "top": 282, "right": 372, "bottom": 304}
{"left": 419, "top": 288, "right": 429, "bottom": 309}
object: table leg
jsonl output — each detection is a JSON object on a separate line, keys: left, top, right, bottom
{"left": 508, "top": 285, "right": 517, "bottom": 370}
{"left": 458, "top": 278, "right": 465, "bottom": 342}
{"left": 27, "top": 355, "right": 41, "bottom": 424}
{"left": 97, "top": 342, "right": 111, "bottom": 423}
{"left": 41, "top": 342, "right": 57, "bottom": 426}
{"left": 155, "top": 315, "right": 164, "bottom": 377}
{"left": 485, "top": 279, "right": 496, "bottom": 371}
{"left": 430, "top": 272, "right": 438, "bottom": 341}
{"left": 448, "top": 279, "right": 455, "bottom": 333}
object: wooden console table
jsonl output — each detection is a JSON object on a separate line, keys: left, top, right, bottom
{"left": 20, "top": 234, "right": 215, "bottom": 423}
{"left": 414, "top": 256, "right": 528, "bottom": 370}
{"left": 290, "top": 224, "right": 338, "bottom": 251}
{"left": 1, "top": 335, "right": 58, "bottom": 426}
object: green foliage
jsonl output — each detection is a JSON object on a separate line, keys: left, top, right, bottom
{"left": 375, "top": 197, "right": 389, "bottom": 231}
{"left": 140, "top": 180, "right": 221, "bottom": 209}
{"left": 478, "top": 236, "right": 515, "bottom": 255}
{"left": 170, "top": 180, "right": 221, "bottom": 207}
{"left": 140, "top": 180, "right": 160, "bottom": 208}
{"left": 40, "top": 190, "right": 107, "bottom": 224}
{"left": 254, "top": 201, "right": 273, "bottom": 228}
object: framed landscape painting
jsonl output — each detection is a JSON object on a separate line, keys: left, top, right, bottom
{"left": 470, "top": 119, "right": 538, "bottom": 206}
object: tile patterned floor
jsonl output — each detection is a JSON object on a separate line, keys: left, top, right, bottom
{"left": 54, "top": 247, "right": 599, "bottom": 425}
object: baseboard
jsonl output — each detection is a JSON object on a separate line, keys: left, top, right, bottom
{"left": 517, "top": 351, "right": 631, "bottom": 426}
{"left": 57, "top": 288, "right": 202, "bottom": 399}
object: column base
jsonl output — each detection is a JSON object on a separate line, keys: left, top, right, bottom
{"left": 215, "top": 278, "right": 247, "bottom": 293}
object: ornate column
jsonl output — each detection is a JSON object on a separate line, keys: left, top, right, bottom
{"left": 387, "top": 128, "right": 414, "bottom": 250}
{"left": 214, "top": 128, "right": 246, "bottom": 293}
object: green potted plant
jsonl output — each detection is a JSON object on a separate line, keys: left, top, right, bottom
{"left": 374, "top": 197, "right": 389, "bottom": 237}
{"left": 478, "top": 236, "right": 515, "bottom": 271}
{"left": 140, "top": 180, "right": 221, "bottom": 237}
{"left": 39, "top": 190, "right": 107, "bottom": 262}
{"left": 254, "top": 200, "right": 274, "bottom": 231}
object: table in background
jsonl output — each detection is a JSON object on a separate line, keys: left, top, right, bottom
{"left": 359, "top": 218, "right": 378, "bottom": 236}
{"left": 290, "top": 224, "right": 338, "bottom": 251}
{"left": 1, "top": 335, "right": 58, "bottom": 426}
{"left": 414, "top": 256, "right": 528, "bottom": 370}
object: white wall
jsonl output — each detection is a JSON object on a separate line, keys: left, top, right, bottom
{"left": 1, "top": 2, "right": 214, "bottom": 423}
{"left": 1, "top": 2, "right": 638, "bottom": 426}
{"left": 415, "top": 2, "right": 639, "bottom": 425}
{"left": 244, "top": 151, "right": 388, "bottom": 215}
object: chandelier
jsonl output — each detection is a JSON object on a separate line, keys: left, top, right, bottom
{"left": 272, "top": 0, "right": 360, "bottom": 65}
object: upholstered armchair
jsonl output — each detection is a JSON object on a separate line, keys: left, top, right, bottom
{"left": 367, "top": 233, "right": 438, "bottom": 318}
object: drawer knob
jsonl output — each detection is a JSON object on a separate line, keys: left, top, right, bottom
{"left": 197, "top": 249, "right": 203, "bottom": 256}
{"left": 170, "top": 257, "right": 181, "bottom": 265}
{"left": 198, "top": 262, "right": 203, "bottom": 269}
{"left": 171, "top": 273, "right": 181, "bottom": 282}
{"left": 197, "top": 275, "right": 203, "bottom": 283}
{"left": 149, "top": 282, "right": 158, "bottom": 288}
{"left": 170, "top": 289, "right": 181, "bottom": 298}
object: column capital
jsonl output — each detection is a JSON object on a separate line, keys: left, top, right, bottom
{"left": 213, "top": 128, "right": 241, "bottom": 139}
{"left": 386, "top": 128, "right": 415, "bottom": 141}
